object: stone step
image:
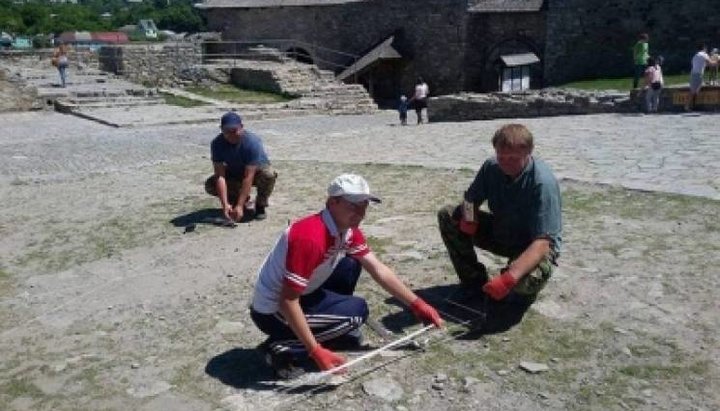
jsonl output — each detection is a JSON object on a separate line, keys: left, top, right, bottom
{"left": 55, "top": 98, "right": 165, "bottom": 111}
{"left": 62, "top": 96, "right": 164, "bottom": 105}
{"left": 198, "top": 51, "right": 377, "bottom": 114}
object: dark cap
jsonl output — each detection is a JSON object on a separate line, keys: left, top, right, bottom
{"left": 220, "top": 112, "right": 242, "bottom": 129}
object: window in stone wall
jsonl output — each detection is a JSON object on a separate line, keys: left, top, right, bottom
{"left": 499, "top": 52, "right": 539, "bottom": 92}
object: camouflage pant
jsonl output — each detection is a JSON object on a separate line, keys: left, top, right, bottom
{"left": 437, "top": 204, "right": 555, "bottom": 298}
{"left": 204, "top": 166, "right": 277, "bottom": 207}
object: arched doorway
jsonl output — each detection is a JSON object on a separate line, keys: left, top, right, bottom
{"left": 285, "top": 47, "right": 314, "bottom": 64}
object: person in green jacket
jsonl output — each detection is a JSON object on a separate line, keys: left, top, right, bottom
{"left": 633, "top": 33, "right": 650, "bottom": 89}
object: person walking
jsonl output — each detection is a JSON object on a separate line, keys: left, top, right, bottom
{"left": 644, "top": 56, "right": 664, "bottom": 113}
{"left": 51, "top": 41, "right": 70, "bottom": 88}
{"left": 409, "top": 77, "right": 429, "bottom": 124}
{"left": 398, "top": 95, "right": 409, "bottom": 125}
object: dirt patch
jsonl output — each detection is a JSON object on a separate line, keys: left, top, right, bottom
{"left": 0, "top": 155, "right": 718, "bottom": 410}
{"left": 0, "top": 70, "right": 40, "bottom": 112}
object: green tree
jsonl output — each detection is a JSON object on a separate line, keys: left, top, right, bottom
{"left": 20, "top": 3, "right": 51, "bottom": 34}
{"left": 0, "top": 0, "right": 205, "bottom": 38}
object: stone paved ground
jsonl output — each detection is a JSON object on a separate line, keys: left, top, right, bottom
{"left": 1, "top": 109, "right": 719, "bottom": 411}
{"left": 3, "top": 110, "right": 719, "bottom": 199}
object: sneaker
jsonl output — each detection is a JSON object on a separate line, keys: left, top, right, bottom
{"left": 258, "top": 341, "right": 303, "bottom": 380}
{"left": 255, "top": 205, "right": 267, "bottom": 220}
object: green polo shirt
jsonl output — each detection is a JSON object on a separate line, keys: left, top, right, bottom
{"left": 464, "top": 156, "right": 562, "bottom": 255}
{"left": 634, "top": 41, "right": 649, "bottom": 65}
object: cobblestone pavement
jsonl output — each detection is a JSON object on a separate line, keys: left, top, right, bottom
{"left": 1, "top": 110, "right": 719, "bottom": 200}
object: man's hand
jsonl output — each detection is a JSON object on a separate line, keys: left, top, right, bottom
{"left": 409, "top": 298, "right": 444, "bottom": 327}
{"left": 482, "top": 271, "right": 518, "bottom": 300}
{"left": 309, "top": 344, "right": 346, "bottom": 372}
{"left": 228, "top": 205, "right": 244, "bottom": 222}
{"left": 222, "top": 204, "right": 234, "bottom": 221}
{"left": 459, "top": 220, "right": 478, "bottom": 236}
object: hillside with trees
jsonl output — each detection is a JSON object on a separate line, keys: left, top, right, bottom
{"left": 0, "top": 0, "right": 206, "bottom": 36}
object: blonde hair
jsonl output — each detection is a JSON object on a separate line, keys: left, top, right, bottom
{"left": 491, "top": 124, "right": 534, "bottom": 151}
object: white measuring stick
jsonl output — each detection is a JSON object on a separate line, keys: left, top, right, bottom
{"left": 444, "top": 298, "right": 486, "bottom": 317}
{"left": 318, "top": 324, "right": 436, "bottom": 378}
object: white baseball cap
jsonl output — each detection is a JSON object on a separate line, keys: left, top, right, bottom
{"left": 327, "top": 174, "right": 381, "bottom": 204}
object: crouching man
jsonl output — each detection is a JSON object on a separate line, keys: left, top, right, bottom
{"left": 438, "top": 124, "right": 562, "bottom": 316}
{"left": 205, "top": 111, "right": 277, "bottom": 222}
{"left": 250, "top": 174, "right": 443, "bottom": 378}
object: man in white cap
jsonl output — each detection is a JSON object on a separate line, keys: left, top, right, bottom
{"left": 250, "top": 173, "right": 443, "bottom": 378}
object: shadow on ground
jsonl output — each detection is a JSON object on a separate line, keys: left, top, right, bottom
{"left": 205, "top": 347, "right": 341, "bottom": 395}
{"left": 170, "top": 208, "right": 255, "bottom": 229}
{"left": 380, "top": 284, "right": 532, "bottom": 339}
{"left": 205, "top": 347, "right": 278, "bottom": 390}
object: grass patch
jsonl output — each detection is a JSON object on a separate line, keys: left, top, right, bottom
{"left": 558, "top": 73, "right": 689, "bottom": 91}
{"left": 0, "top": 377, "right": 45, "bottom": 400}
{"left": 12, "top": 195, "right": 214, "bottom": 274}
{"left": 185, "top": 84, "right": 293, "bottom": 104}
{"left": 618, "top": 362, "right": 707, "bottom": 380}
{"left": 161, "top": 92, "right": 209, "bottom": 108}
{"left": 562, "top": 184, "right": 720, "bottom": 222}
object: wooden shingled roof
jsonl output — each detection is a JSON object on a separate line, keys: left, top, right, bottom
{"left": 467, "top": 0, "right": 544, "bottom": 13}
{"left": 195, "top": 0, "right": 366, "bottom": 8}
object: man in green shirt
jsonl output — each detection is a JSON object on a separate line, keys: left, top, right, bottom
{"left": 633, "top": 33, "right": 650, "bottom": 89}
{"left": 437, "top": 124, "right": 562, "bottom": 331}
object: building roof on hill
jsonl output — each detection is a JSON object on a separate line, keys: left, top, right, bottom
{"left": 57, "top": 31, "right": 129, "bottom": 44}
{"left": 58, "top": 31, "right": 91, "bottom": 43}
{"left": 195, "top": 0, "right": 366, "bottom": 9}
{"left": 92, "top": 32, "right": 129, "bottom": 44}
{"left": 468, "top": 0, "right": 544, "bottom": 13}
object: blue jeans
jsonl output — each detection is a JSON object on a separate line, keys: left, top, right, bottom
{"left": 250, "top": 256, "right": 369, "bottom": 356}
{"left": 58, "top": 65, "right": 68, "bottom": 87}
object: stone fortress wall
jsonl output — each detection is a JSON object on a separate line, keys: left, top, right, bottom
{"left": 545, "top": 0, "right": 720, "bottom": 84}
{"left": 98, "top": 42, "right": 202, "bottom": 87}
{"left": 206, "top": 0, "right": 720, "bottom": 94}
{"left": 206, "top": 0, "right": 471, "bottom": 98}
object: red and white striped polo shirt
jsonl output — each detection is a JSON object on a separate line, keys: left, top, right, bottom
{"left": 251, "top": 208, "right": 370, "bottom": 314}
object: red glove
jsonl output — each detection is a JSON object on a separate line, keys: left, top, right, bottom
{"left": 482, "top": 271, "right": 518, "bottom": 300}
{"left": 459, "top": 219, "right": 478, "bottom": 236}
{"left": 309, "top": 344, "right": 346, "bottom": 372}
{"left": 409, "top": 298, "right": 444, "bottom": 327}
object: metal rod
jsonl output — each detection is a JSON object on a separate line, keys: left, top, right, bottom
{"left": 318, "top": 324, "right": 435, "bottom": 377}
{"left": 444, "top": 298, "right": 486, "bottom": 317}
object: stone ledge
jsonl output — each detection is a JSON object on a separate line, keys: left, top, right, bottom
{"left": 429, "top": 89, "right": 632, "bottom": 122}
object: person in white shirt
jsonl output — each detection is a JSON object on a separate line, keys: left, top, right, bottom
{"left": 409, "top": 77, "right": 429, "bottom": 124}
{"left": 685, "top": 43, "right": 718, "bottom": 111}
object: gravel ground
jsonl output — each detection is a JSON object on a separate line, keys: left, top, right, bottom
{"left": 1, "top": 109, "right": 719, "bottom": 411}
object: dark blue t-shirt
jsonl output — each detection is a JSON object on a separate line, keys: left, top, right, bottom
{"left": 398, "top": 100, "right": 409, "bottom": 114}
{"left": 465, "top": 156, "right": 562, "bottom": 255}
{"left": 210, "top": 130, "right": 270, "bottom": 179}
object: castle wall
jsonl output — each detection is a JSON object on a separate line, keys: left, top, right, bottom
{"left": 204, "top": 0, "right": 720, "bottom": 93}
{"left": 545, "top": 0, "right": 720, "bottom": 85}
{"left": 205, "top": 0, "right": 469, "bottom": 96}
